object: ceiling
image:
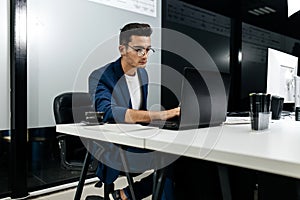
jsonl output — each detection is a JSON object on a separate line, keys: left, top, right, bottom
{"left": 182, "top": 0, "right": 300, "bottom": 40}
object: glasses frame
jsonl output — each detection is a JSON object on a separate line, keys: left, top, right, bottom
{"left": 126, "top": 44, "right": 155, "bottom": 57}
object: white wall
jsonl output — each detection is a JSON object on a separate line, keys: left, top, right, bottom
{"left": 27, "top": 0, "right": 161, "bottom": 128}
{"left": 0, "top": 0, "right": 10, "bottom": 130}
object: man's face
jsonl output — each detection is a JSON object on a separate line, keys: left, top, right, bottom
{"left": 121, "top": 35, "right": 152, "bottom": 69}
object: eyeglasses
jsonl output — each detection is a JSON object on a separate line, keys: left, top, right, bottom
{"left": 126, "top": 44, "right": 155, "bottom": 57}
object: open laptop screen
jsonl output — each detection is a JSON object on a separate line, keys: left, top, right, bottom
{"left": 179, "top": 68, "right": 231, "bottom": 129}
{"left": 147, "top": 68, "right": 231, "bottom": 130}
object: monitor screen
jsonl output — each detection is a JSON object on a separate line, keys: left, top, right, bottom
{"left": 267, "top": 48, "right": 298, "bottom": 103}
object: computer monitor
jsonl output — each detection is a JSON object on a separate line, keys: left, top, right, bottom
{"left": 295, "top": 76, "right": 300, "bottom": 107}
{"left": 267, "top": 48, "right": 298, "bottom": 103}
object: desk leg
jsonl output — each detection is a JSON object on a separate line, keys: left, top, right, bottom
{"left": 218, "top": 165, "right": 232, "bottom": 200}
{"left": 152, "top": 170, "right": 158, "bottom": 197}
{"left": 74, "top": 150, "right": 91, "bottom": 200}
{"left": 119, "top": 147, "right": 136, "bottom": 200}
{"left": 152, "top": 168, "right": 166, "bottom": 200}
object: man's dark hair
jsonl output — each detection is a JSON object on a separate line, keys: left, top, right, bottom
{"left": 119, "top": 23, "right": 152, "bottom": 45}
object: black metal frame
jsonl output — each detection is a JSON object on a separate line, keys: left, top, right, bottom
{"left": 10, "top": 0, "right": 28, "bottom": 198}
{"left": 228, "top": 0, "right": 242, "bottom": 112}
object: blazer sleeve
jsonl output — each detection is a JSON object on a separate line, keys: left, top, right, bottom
{"left": 89, "top": 67, "right": 128, "bottom": 123}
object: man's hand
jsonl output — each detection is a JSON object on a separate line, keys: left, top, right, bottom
{"left": 124, "top": 107, "right": 181, "bottom": 124}
{"left": 159, "top": 107, "right": 180, "bottom": 121}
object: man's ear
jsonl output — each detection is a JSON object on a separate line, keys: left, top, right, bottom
{"left": 119, "top": 45, "right": 126, "bottom": 55}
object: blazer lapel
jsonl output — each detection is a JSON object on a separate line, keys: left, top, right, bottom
{"left": 113, "top": 59, "right": 132, "bottom": 109}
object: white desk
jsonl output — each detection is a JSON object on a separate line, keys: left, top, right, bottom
{"left": 56, "top": 123, "right": 151, "bottom": 149}
{"left": 144, "top": 118, "right": 300, "bottom": 179}
{"left": 57, "top": 118, "right": 300, "bottom": 179}
{"left": 57, "top": 118, "right": 300, "bottom": 200}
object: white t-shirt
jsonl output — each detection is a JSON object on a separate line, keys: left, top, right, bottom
{"left": 125, "top": 73, "right": 142, "bottom": 110}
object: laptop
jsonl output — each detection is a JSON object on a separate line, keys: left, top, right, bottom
{"left": 148, "top": 67, "right": 231, "bottom": 130}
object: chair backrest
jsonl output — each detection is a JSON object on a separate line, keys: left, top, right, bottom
{"left": 53, "top": 92, "right": 93, "bottom": 124}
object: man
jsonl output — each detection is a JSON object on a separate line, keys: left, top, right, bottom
{"left": 89, "top": 23, "right": 179, "bottom": 200}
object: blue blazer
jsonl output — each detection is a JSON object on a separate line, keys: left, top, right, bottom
{"left": 89, "top": 57, "right": 149, "bottom": 123}
{"left": 88, "top": 57, "right": 149, "bottom": 183}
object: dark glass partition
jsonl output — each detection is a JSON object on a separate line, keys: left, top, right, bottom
{"left": 0, "top": 131, "right": 10, "bottom": 197}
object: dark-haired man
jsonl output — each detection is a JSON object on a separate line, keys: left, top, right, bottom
{"left": 89, "top": 23, "right": 179, "bottom": 200}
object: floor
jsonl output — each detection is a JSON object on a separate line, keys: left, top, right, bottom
{"left": 27, "top": 171, "right": 153, "bottom": 200}
{"left": 0, "top": 128, "right": 96, "bottom": 196}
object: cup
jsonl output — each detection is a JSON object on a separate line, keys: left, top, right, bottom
{"left": 249, "top": 93, "right": 271, "bottom": 130}
{"left": 250, "top": 112, "right": 271, "bottom": 130}
{"left": 295, "top": 107, "right": 300, "bottom": 121}
{"left": 85, "top": 111, "right": 104, "bottom": 124}
{"left": 271, "top": 96, "right": 284, "bottom": 120}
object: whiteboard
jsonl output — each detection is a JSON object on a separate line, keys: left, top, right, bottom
{"left": 0, "top": 0, "right": 10, "bottom": 130}
{"left": 88, "top": 0, "right": 157, "bottom": 17}
{"left": 27, "top": 0, "right": 161, "bottom": 128}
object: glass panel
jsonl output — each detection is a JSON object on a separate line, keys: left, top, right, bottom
{"left": 239, "top": 22, "right": 300, "bottom": 111}
{"left": 27, "top": 0, "right": 161, "bottom": 192}
{"left": 0, "top": 0, "right": 11, "bottom": 197}
{"left": 27, "top": 127, "right": 84, "bottom": 189}
{"left": 0, "top": 130, "right": 10, "bottom": 196}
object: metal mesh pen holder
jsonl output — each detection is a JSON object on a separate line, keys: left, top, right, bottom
{"left": 250, "top": 112, "right": 271, "bottom": 131}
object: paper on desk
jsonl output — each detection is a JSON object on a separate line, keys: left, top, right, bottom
{"left": 84, "top": 123, "right": 158, "bottom": 133}
{"left": 224, "top": 117, "right": 251, "bottom": 125}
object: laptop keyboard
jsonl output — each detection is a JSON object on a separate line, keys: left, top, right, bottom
{"left": 163, "top": 121, "right": 179, "bottom": 129}
{"left": 147, "top": 120, "right": 179, "bottom": 130}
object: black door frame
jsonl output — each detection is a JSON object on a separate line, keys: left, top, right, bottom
{"left": 10, "top": 0, "right": 28, "bottom": 198}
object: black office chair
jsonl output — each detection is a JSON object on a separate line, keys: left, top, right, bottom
{"left": 53, "top": 92, "right": 97, "bottom": 171}
{"left": 53, "top": 92, "right": 138, "bottom": 200}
